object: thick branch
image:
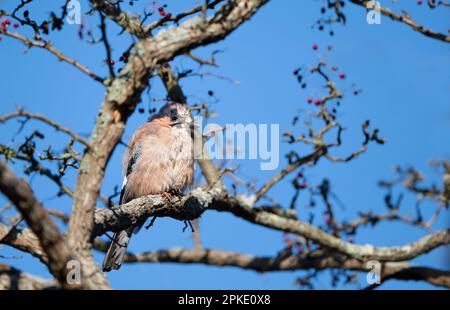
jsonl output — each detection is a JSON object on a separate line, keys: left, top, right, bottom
{"left": 0, "top": 162, "right": 74, "bottom": 288}
{"left": 93, "top": 187, "right": 450, "bottom": 262}
{"left": 89, "top": 0, "right": 147, "bottom": 38}
{"left": 92, "top": 242, "right": 450, "bottom": 289}
{"left": 0, "top": 263, "right": 57, "bottom": 290}
{"left": 0, "top": 224, "right": 47, "bottom": 264}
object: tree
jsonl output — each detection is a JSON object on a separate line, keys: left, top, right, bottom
{"left": 0, "top": 0, "right": 448, "bottom": 290}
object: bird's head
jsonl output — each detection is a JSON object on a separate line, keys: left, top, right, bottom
{"left": 152, "top": 102, "right": 194, "bottom": 129}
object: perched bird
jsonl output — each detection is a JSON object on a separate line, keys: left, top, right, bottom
{"left": 102, "top": 102, "right": 195, "bottom": 272}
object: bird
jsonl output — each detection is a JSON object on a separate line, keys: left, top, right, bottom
{"left": 102, "top": 102, "right": 195, "bottom": 272}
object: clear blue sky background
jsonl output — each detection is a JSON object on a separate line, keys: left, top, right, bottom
{"left": 0, "top": 1, "right": 449, "bottom": 289}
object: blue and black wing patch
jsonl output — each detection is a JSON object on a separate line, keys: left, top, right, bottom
{"left": 119, "top": 145, "right": 142, "bottom": 205}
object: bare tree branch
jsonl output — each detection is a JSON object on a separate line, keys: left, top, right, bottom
{"left": 349, "top": 0, "right": 450, "bottom": 43}
{"left": 0, "top": 109, "right": 92, "bottom": 148}
{"left": 0, "top": 30, "right": 105, "bottom": 83}
{"left": 0, "top": 263, "right": 57, "bottom": 290}
{"left": 0, "top": 161, "right": 75, "bottom": 289}
{"left": 254, "top": 147, "right": 327, "bottom": 202}
{"left": 0, "top": 224, "right": 47, "bottom": 264}
{"left": 92, "top": 243, "right": 450, "bottom": 289}
{"left": 92, "top": 187, "right": 450, "bottom": 262}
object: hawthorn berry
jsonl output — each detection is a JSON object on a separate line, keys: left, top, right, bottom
{"left": 312, "top": 44, "right": 318, "bottom": 50}
{"left": 300, "top": 182, "right": 307, "bottom": 189}
{"left": 307, "top": 97, "right": 313, "bottom": 104}
{"left": 339, "top": 73, "right": 346, "bottom": 79}
{"left": 315, "top": 99, "right": 322, "bottom": 106}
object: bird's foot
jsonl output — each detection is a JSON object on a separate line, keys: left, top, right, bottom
{"left": 163, "top": 189, "right": 183, "bottom": 202}
{"left": 162, "top": 191, "right": 172, "bottom": 202}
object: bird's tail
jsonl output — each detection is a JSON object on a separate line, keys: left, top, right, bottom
{"left": 102, "top": 229, "right": 132, "bottom": 272}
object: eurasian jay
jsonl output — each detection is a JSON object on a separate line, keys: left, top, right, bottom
{"left": 102, "top": 102, "right": 195, "bottom": 272}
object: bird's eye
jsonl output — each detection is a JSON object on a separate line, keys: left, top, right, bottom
{"left": 170, "top": 110, "right": 178, "bottom": 122}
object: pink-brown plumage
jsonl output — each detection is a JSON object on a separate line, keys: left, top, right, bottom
{"left": 103, "top": 103, "right": 194, "bottom": 272}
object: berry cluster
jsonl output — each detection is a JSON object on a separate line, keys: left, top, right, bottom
{"left": 157, "top": 4, "right": 172, "bottom": 19}
{"left": 0, "top": 18, "right": 19, "bottom": 33}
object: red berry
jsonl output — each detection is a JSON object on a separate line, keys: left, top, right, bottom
{"left": 315, "top": 99, "right": 322, "bottom": 106}
{"left": 417, "top": 0, "right": 423, "bottom": 4}
{"left": 307, "top": 97, "right": 313, "bottom": 104}
{"left": 300, "top": 182, "right": 307, "bottom": 189}
{"left": 312, "top": 44, "right": 318, "bottom": 50}
{"left": 332, "top": 66, "right": 338, "bottom": 71}
{"left": 165, "top": 13, "right": 172, "bottom": 19}
{"left": 339, "top": 73, "right": 346, "bottom": 79}
{"left": 13, "top": 23, "right": 19, "bottom": 28}
{"left": 109, "top": 60, "right": 115, "bottom": 65}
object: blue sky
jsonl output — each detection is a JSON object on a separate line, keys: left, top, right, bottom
{"left": 0, "top": 1, "right": 449, "bottom": 289}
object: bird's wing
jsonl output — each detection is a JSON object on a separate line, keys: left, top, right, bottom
{"left": 119, "top": 143, "right": 142, "bottom": 205}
